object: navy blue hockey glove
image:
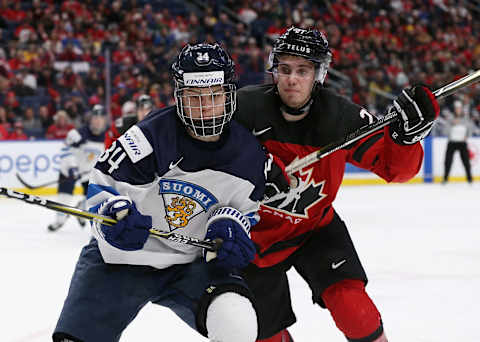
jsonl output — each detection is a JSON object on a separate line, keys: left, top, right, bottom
{"left": 389, "top": 85, "right": 440, "bottom": 145}
{"left": 204, "top": 207, "right": 256, "bottom": 269}
{"left": 98, "top": 196, "right": 152, "bottom": 251}
{"left": 264, "top": 152, "right": 294, "bottom": 201}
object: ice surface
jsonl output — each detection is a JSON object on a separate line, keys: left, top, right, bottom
{"left": 1, "top": 182, "right": 479, "bottom": 341}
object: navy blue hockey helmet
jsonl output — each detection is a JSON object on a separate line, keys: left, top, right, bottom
{"left": 171, "top": 43, "right": 236, "bottom": 87}
{"left": 268, "top": 26, "right": 332, "bottom": 84}
{"left": 171, "top": 43, "right": 237, "bottom": 137}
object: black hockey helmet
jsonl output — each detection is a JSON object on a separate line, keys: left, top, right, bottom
{"left": 170, "top": 43, "right": 237, "bottom": 137}
{"left": 268, "top": 26, "right": 332, "bottom": 84}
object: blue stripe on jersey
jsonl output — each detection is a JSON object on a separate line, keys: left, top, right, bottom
{"left": 89, "top": 202, "right": 102, "bottom": 214}
{"left": 87, "top": 183, "right": 120, "bottom": 199}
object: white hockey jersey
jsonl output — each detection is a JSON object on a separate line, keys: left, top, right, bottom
{"left": 87, "top": 107, "right": 266, "bottom": 269}
{"left": 60, "top": 126, "right": 106, "bottom": 183}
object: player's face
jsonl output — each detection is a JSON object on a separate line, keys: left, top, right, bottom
{"left": 275, "top": 55, "right": 316, "bottom": 109}
{"left": 90, "top": 115, "right": 106, "bottom": 135}
{"left": 182, "top": 85, "right": 226, "bottom": 119}
{"left": 137, "top": 106, "right": 151, "bottom": 121}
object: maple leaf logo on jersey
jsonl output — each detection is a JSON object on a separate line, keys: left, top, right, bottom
{"left": 263, "top": 167, "right": 327, "bottom": 218}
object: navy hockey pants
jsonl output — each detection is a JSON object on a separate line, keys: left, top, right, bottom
{"left": 53, "top": 238, "right": 249, "bottom": 341}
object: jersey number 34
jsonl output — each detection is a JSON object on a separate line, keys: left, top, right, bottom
{"left": 97, "top": 141, "right": 127, "bottom": 174}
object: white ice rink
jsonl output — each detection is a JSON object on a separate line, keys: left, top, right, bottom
{"left": 1, "top": 182, "right": 479, "bottom": 342}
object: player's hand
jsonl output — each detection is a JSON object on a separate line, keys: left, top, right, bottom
{"left": 389, "top": 85, "right": 440, "bottom": 145}
{"left": 98, "top": 196, "right": 152, "bottom": 251}
{"left": 204, "top": 208, "right": 256, "bottom": 269}
{"left": 67, "top": 167, "right": 79, "bottom": 180}
{"left": 264, "top": 153, "right": 295, "bottom": 201}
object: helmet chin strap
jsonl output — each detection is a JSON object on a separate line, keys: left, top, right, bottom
{"left": 280, "top": 97, "right": 313, "bottom": 116}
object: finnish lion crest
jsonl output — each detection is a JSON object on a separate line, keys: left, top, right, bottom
{"left": 166, "top": 196, "right": 197, "bottom": 228}
{"left": 159, "top": 179, "right": 218, "bottom": 231}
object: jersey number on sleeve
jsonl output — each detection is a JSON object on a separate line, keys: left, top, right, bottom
{"left": 97, "top": 141, "right": 127, "bottom": 174}
{"left": 359, "top": 108, "right": 375, "bottom": 124}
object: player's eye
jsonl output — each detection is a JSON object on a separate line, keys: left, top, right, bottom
{"left": 277, "top": 65, "right": 291, "bottom": 75}
{"left": 297, "top": 68, "right": 311, "bottom": 77}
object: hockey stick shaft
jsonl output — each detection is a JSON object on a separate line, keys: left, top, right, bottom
{"left": 16, "top": 171, "right": 90, "bottom": 190}
{"left": 0, "top": 187, "right": 221, "bottom": 251}
{"left": 285, "top": 69, "right": 480, "bottom": 174}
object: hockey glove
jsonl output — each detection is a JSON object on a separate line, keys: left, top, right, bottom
{"left": 264, "top": 153, "right": 293, "bottom": 201}
{"left": 98, "top": 196, "right": 152, "bottom": 251}
{"left": 389, "top": 85, "right": 440, "bottom": 145}
{"left": 204, "top": 207, "right": 256, "bottom": 270}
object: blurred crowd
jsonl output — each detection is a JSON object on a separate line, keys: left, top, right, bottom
{"left": 1, "top": 0, "right": 480, "bottom": 141}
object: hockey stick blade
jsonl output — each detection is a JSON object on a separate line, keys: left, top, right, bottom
{"left": 0, "top": 187, "right": 221, "bottom": 252}
{"left": 16, "top": 171, "right": 89, "bottom": 190}
{"left": 285, "top": 69, "right": 480, "bottom": 174}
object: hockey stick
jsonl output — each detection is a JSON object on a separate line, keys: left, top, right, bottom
{"left": 15, "top": 171, "right": 90, "bottom": 190}
{"left": 0, "top": 187, "right": 221, "bottom": 252}
{"left": 285, "top": 69, "right": 480, "bottom": 174}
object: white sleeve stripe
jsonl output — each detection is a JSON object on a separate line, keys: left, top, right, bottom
{"left": 207, "top": 206, "right": 251, "bottom": 235}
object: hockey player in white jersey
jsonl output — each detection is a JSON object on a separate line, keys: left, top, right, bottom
{"left": 47, "top": 105, "right": 107, "bottom": 231}
{"left": 52, "top": 43, "right": 266, "bottom": 342}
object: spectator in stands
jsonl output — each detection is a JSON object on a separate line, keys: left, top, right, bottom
{"left": 0, "top": 106, "right": 9, "bottom": 140}
{"left": 0, "top": 0, "right": 478, "bottom": 140}
{"left": 2, "top": 91, "right": 21, "bottom": 121}
{"left": 213, "top": 13, "right": 235, "bottom": 44}
{"left": 59, "top": 65, "right": 77, "bottom": 91}
{"left": 45, "top": 109, "right": 75, "bottom": 140}
{"left": 8, "top": 120, "right": 28, "bottom": 140}
{"left": 38, "top": 105, "right": 53, "bottom": 132}
{"left": 0, "top": 122, "right": 8, "bottom": 140}
{"left": 64, "top": 97, "right": 85, "bottom": 126}
{"left": 237, "top": 0, "right": 258, "bottom": 24}
{"left": 22, "top": 107, "right": 42, "bottom": 134}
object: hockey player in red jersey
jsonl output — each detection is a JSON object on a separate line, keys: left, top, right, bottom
{"left": 234, "top": 27, "right": 440, "bottom": 342}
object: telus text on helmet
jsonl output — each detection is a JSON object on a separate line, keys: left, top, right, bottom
{"left": 284, "top": 44, "right": 311, "bottom": 54}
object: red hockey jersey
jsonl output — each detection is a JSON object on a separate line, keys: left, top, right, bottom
{"left": 235, "top": 84, "right": 423, "bottom": 267}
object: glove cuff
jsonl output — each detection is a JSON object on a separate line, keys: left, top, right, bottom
{"left": 207, "top": 206, "right": 251, "bottom": 236}
{"left": 389, "top": 119, "right": 434, "bottom": 145}
{"left": 98, "top": 195, "right": 133, "bottom": 216}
